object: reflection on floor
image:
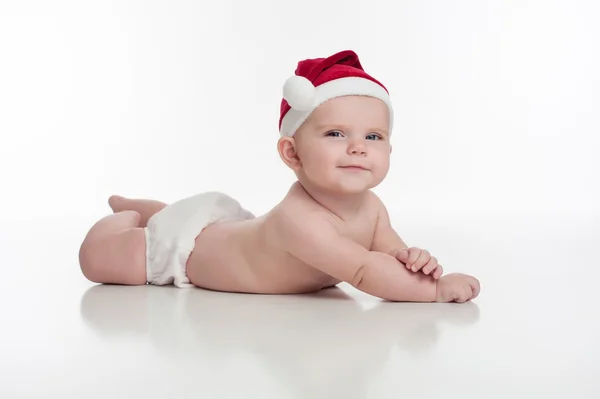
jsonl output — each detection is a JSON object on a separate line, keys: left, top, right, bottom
{"left": 1, "top": 211, "right": 598, "bottom": 398}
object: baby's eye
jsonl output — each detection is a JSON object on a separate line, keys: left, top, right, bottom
{"left": 326, "top": 130, "right": 343, "bottom": 137}
{"left": 366, "top": 133, "right": 382, "bottom": 140}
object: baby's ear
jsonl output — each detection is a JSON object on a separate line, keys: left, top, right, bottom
{"left": 277, "top": 136, "right": 302, "bottom": 170}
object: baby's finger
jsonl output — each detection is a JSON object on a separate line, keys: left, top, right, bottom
{"left": 455, "top": 286, "right": 472, "bottom": 303}
{"left": 406, "top": 248, "right": 421, "bottom": 268}
{"left": 422, "top": 256, "right": 438, "bottom": 275}
{"left": 410, "top": 249, "right": 430, "bottom": 271}
{"left": 469, "top": 277, "right": 481, "bottom": 299}
{"left": 432, "top": 264, "right": 443, "bottom": 279}
{"left": 395, "top": 249, "right": 409, "bottom": 263}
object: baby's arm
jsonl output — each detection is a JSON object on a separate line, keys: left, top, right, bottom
{"left": 369, "top": 194, "right": 409, "bottom": 256}
{"left": 370, "top": 194, "right": 443, "bottom": 279}
{"left": 278, "top": 210, "right": 438, "bottom": 302}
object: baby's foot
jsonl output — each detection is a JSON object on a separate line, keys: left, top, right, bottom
{"left": 108, "top": 195, "right": 128, "bottom": 213}
{"left": 107, "top": 195, "right": 167, "bottom": 227}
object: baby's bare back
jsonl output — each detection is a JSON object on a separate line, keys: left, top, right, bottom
{"left": 185, "top": 184, "right": 379, "bottom": 294}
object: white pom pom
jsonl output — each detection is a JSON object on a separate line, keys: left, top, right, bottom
{"left": 283, "top": 75, "right": 316, "bottom": 111}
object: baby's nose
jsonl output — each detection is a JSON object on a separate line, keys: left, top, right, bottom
{"left": 348, "top": 142, "right": 367, "bottom": 155}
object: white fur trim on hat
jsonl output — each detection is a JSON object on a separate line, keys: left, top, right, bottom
{"left": 280, "top": 76, "right": 393, "bottom": 137}
{"left": 283, "top": 75, "right": 316, "bottom": 111}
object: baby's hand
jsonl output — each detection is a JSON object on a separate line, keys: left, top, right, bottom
{"left": 436, "top": 273, "right": 480, "bottom": 303}
{"left": 395, "top": 247, "right": 443, "bottom": 279}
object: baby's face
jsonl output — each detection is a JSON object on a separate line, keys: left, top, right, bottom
{"left": 293, "top": 95, "right": 391, "bottom": 194}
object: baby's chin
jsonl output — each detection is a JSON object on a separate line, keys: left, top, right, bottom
{"left": 318, "top": 178, "right": 378, "bottom": 196}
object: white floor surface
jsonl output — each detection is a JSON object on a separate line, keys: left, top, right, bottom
{"left": 1, "top": 209, "right": 598, "bottom": 398}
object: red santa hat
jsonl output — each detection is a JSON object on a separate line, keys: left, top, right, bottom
{"left": 278, "top": 50, "right": 393, "bottom": 137}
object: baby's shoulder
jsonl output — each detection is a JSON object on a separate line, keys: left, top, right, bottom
{"left": 271, "top": 193, "right": 331, "bottom": 227}
{"left": 361, "top": 190, "right": 383, "bottom": 209}
{"left": 265, "top": 190, "right": 334, "bottom": 239}
{"left": 365, "top": 189, "right": 386, "bottom": 207}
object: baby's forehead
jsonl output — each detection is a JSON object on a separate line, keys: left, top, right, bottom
{"left": 307, "top": 98, "right": 390, "bottom": 129}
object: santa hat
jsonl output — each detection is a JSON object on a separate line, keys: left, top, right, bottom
{"left": 278, "top": 50, "right": 393, "bottom": 137}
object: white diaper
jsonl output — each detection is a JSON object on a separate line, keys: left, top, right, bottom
{"left": 144, "top": 191, "right": 255, "bottom": 288}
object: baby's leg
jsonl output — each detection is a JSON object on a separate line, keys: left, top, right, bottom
{"left": 79, "top": 210, "right": 147, "bottom": 285}
{"left": 109, "top": 195, "right": 167, "bottom": 227}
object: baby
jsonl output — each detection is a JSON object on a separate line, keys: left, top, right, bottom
{"left": 79, "top": 50, "right": 480, "bottom": 303}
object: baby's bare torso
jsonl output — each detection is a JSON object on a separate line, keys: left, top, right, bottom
{"left": 185, "top": 184, "right": 379, "bottom": 294}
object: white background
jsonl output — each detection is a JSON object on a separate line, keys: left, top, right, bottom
{"left": 1, "top": 1, "right": 599, "bottom": 398}
{"left": 1, "top": 0, "right": 598, "bottom": 222}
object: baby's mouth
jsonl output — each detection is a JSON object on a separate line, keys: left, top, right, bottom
{"left": 338, "top": 165, "right": 369, "bottom": 171}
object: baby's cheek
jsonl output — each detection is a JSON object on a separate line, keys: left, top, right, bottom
{"left": 374, "top": 149, "right": 391, "bottom": 167}
{"left": 310, "top": 154, "right": 333, "bottom": 170}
